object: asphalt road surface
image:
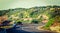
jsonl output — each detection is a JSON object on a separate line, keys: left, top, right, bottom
{"left": 10, "top": 23, "right": 56, "bottom": 33}
{"left": 6, "top": 23, "right": 57, "bottom": 33}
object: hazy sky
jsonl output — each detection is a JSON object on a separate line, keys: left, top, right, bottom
{"left": 0, "top": 0, "right": 60, "bottom": 10}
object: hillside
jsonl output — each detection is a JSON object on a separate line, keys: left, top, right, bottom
{"left": 0, "top": 5, "right": 60, "bottom": 32}
{"left": 0, "top": 5, "right": 60, "bottom": 23}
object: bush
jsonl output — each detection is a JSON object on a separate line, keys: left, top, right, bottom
{"left": 32, "top": 19, "right": 39, "bottom": 24}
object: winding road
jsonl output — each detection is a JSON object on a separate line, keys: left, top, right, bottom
{"left": 13, "top": 23, "right": 56, "bottom": 33}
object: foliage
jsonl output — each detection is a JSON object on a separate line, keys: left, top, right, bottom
{"left": 31, "top": 19, "right": 39, "bottom": 24}
{"left": 44, "top": 18, "right": 55, "bottom": 29}
{"left": 0, "top": 5, "right": 60, "bottom": 24}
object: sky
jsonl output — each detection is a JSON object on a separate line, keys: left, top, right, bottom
{"left": 0, "top": 0, "right": 60, "bottom": 10}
